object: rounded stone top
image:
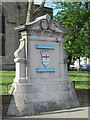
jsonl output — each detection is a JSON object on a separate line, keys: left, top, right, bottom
{"left": 35, "top": 14, "right": 51, "bottom": 22}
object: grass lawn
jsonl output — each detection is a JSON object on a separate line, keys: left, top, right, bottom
{"left": 68, "top": 71, "right": 90, "bottom": 81}
{"left": 68, "top": 71, "right": 90, "bottom": 89}
{"left": 0, "top": 71, "right": 15, "bottom": 94}
{"left": 0, "top": 70, "right": 90, "bottom": 94}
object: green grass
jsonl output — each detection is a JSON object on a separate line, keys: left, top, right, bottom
{"left": 68, "top": 71, "right": 90, "bottom": 89}
{"left": 68, "top": 71, "right": 90, "bottom": 81}
{"left": 0, "top": 71, "right": 15, "bottom": 94}
{"left": 0, "top": 70, "right": 90, "bottom": 94}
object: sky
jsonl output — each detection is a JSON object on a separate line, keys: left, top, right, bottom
{"left": 34, "top": 0, "right": 88, "bottom": 3}
{"left": 34, "top": 0, "right": 59, "bottom": 16}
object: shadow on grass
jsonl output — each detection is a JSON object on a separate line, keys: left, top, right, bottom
{"left": 69, "top": 75, "right": 90, "bottom": 78}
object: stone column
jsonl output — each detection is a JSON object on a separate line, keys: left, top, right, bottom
{"left": 59, "top": 40, "right": 65, "bottom": 76}
{"left": 14, "top": 38, "right": 26, "bottom": 83}
{"left": 64, "top": 50, "right": 68, "bottom": 75}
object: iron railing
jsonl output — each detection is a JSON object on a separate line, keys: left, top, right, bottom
{"left": 72, "top": 81, "right": 90, "bottom": 89}
{"left": 0, "top": 83, "right": 12, "bottom": 94}
{"left": 1, "top": 81, "right": 90, "bottom": 94}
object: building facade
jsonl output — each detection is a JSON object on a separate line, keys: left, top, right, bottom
{"left": 0, "top": 1, "right": 53, "bottom": 70}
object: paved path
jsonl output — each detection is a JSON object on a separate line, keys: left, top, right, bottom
{"left": 2, "top": 107, "right": 90, "bottom": 119}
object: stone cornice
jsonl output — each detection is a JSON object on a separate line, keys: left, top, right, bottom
{"left": 28, "top": 29, "right": 63, "bottom": 38}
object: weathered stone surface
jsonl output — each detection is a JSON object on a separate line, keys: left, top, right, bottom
{"left": 7, "top": 14, "right": 79, "bottom": 116}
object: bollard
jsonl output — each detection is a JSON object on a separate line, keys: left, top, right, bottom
{"left": 6, "top": 83, "right": 8, "bottom": 94}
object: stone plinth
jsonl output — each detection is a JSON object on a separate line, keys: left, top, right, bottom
{"left": 7, "top": 14, "right": 79, "bottom": 116}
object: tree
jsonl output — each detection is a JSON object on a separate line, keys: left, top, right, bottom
{"left": 26, "top": 0, "right": 46, "bottom": 23}
{"left": 54, "top": 2, "right": 90, "bottom": 68}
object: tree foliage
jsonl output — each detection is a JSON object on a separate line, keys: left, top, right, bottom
{"left": 54, "top": 2, "right": 90, "bottom": 63}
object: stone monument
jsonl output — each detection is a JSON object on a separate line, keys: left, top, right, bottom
{"left": 7, "top": 14, "right": 79, "bottom": 116}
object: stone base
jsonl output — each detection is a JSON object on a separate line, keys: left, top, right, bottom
{"left": 7, "top": 77, "right": 79, "bottom": 116}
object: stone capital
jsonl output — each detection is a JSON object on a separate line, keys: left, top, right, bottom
{"left": 14, "top": 58, "right": 26, "bottom": 63}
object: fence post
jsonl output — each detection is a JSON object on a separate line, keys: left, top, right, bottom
{"left": 73, "top": 81, "right": 75, "bottom": 89}
{"left": 6, "top": 83, "right": 8, "bottom": 94}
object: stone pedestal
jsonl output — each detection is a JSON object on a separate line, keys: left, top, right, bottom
{"left": 7, "top": 14, "right": 79, "bottom": 116}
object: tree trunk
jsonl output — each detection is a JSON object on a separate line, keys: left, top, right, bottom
{"left": 68, "top": 55, "right": 72, "bottom": 70}
{"left": 26, "top": 0, "right": 46, "bottom": 24}
{"left": 26, "top": 0, "right": 34, "bottom": 23}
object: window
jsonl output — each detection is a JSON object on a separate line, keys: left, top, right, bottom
{"left": 0, "top": 14, "right": 5, "bottom": 56}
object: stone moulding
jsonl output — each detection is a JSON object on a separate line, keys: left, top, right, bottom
{"left": 28, "top": 30, "right": 63, "bottom": 38}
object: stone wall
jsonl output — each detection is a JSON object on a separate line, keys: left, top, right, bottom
{"left": 75, "top": 89, "right": 90, "bottom": 107}
{"left": 0, "top": 2, "right": 27, "bottom": 70}
{"left": 1, "top": 94, "right": 13, "bottom": 116}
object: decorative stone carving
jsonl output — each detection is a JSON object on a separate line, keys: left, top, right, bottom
{"left": 14, "top": 38, "right": 26, "bottom": 61}
{"left": 41, "top": 20, "right": 48, "bottom": 30}
{"left": 49, "top": 20, "right": 55, "bottom": 31}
